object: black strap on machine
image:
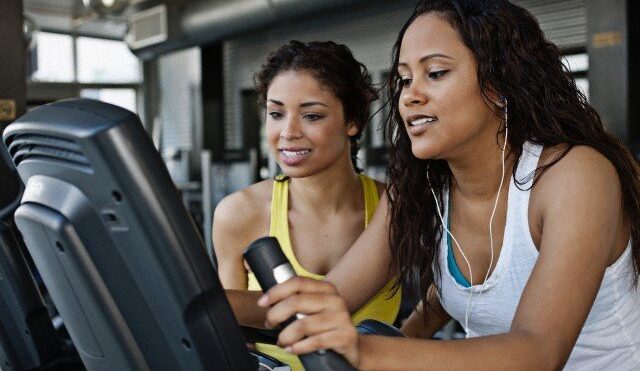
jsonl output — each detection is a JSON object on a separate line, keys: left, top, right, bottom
{"left": 355, "top": 320, "right": 405, "bottom": 338}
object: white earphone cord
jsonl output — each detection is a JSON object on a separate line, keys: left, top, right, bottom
{"left": 429, "top": 101, "right": 508, "bottom": 335}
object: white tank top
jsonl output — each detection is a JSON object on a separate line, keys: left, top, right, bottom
{"left": 436, "top": 142, "right": 640, "bottom": 370}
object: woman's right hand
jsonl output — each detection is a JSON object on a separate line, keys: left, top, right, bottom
{"left": 258, "top": 276, "right": 361, "bottom": 367}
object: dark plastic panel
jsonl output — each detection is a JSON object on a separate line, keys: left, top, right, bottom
{"left": 4, "top": 99, "right": 257, "bottom": 371}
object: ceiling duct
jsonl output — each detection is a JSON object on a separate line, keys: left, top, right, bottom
{"left": 126, "top": 0, "right": 375, "bottom": 59}
{"left": 127, "top": 4, "right": 168, "bottom": 50}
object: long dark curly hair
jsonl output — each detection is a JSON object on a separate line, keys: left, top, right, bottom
{"left": 254, "top": 40, "right": 378, "bottom": 173}
{"left": 386, "top": 0, "right": 640, "bottom": 314}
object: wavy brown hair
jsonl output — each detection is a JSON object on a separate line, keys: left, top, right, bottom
{"left": 386, "top": 0, "right": 640, "bottom": 314}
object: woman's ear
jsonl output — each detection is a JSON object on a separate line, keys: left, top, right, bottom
{"left": 347, "top": 121, "right": 359, "bottom": 137}
{"left": 486, "top": 86, "right": 506, "bottom": 107}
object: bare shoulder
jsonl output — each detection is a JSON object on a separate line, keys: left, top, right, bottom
{"left": 532, "top": 144, "right": 621, "bottom": 210}
{"left": 213, "top": 179, "right": 273, "bottom": 253}
{"left": 537, "top": 145, "right": 618, "bottom": 187}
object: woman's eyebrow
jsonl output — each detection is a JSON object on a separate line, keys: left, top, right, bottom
{"left": 398, "top": 53, "right": 454, "bottom": 67}
{"left": 267, "top": 99, "right": 328, "bottom": 108}
{"left": 300, "top": 102, "right": 329, "bottom": 108}
{"left": 267, "top": 99, "right": 284, "bottom": 106}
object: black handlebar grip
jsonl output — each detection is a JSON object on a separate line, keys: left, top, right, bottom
{"left": 244, "top": 236, "right": 290, "bottom": 291}
{"left": 243, "top": 237, "right": 358, "bottom": 371}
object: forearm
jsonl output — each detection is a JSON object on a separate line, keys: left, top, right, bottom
{"left": 225, "top": 289, "right": 268, "bottom": 328}
{"left": 357, "top": 332, "right": 557, "bottom": 371}
{"left": 326, "top": 193, "right": 393, "bottom": 313}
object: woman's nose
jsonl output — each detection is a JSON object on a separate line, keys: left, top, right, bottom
{"left": 401, "top": 83, "right": 427, "bottom": 107}
{"left": 280, "top": 118, "right": 303, "bottom": 140}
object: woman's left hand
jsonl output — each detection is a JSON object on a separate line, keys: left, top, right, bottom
{"left": 258, "top": 276, "right": 361, "bottom": 367}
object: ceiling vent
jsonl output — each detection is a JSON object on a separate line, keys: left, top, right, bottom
{"left": 126, "top": 4, "right": 168, "bottom": 50}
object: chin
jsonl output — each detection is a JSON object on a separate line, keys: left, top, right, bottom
{"left": 279, "top": 166, "right": 314, "bottom": 179}
{"left": 411, "top": 143, "right": 437, "bottom": 160}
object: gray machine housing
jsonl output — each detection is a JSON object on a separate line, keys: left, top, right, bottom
{"left": 3, "top": 99, "right": 258, "bottom": 371}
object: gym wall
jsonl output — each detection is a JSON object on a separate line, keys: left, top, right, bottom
{"left": 213, "top": 0, "right": 589, "bottom": 195}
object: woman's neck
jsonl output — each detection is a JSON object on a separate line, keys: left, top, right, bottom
{"left": 447, "top": 138, "right": 514, "bottom": 202}
{"left": 288, "top": 158, "right": 362, "bottom": 215}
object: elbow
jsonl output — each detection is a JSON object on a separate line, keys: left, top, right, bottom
{"left": 533, "top": 355, "right": 567, "bottom": 371}
{"left": 511, "top": 331, "right": 570, "bottom": 371}
{"left": 545, "top": 350, "right": 570, "bottom": 371}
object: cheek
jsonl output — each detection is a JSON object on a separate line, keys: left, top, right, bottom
{"left": 398, "top": 96, "right": 408, "bottom": 119}
{"left": 313, "top": 126, "right": 348, "bottom": 152}
{"left": 450, "top": 88, "right": 488, "bottom": 127}
{"left": 398, "top": 105, "right": 406, "bottom": 121}
{"left": 450, "top": 70, "right": 485, "bottom": 112}
{"left": 265, "top": 123, "right": 280, "bottom": 147}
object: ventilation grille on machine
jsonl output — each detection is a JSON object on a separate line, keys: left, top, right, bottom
{"left": 5, "top": 134, "right": 91, "bottom": 170}
{"left": 126, "top": 4, "right": 168, "bottom": 50}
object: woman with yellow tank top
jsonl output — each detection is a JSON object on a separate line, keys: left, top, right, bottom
{"left": 246, "top": 174, "right": 400, "bottom": 370}
{"left": 213, "top": 41, "right": 400, "bottom": 370}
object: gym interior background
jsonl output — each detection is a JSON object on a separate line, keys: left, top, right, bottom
{"left": 1, "top": 0, "right": 639, "bottom": 347}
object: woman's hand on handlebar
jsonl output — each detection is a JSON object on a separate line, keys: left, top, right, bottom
{"left": 258, "top": 276, "right": 360, "bottom": 367}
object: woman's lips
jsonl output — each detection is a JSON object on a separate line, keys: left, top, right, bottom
{"left": 405, "top": 114, "right": 438, "bottom": 136}
{"left": 279, "top": 149, "right": 311, "bottom": 166}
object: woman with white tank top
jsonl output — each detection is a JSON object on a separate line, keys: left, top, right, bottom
{"left": 254, "top": 1, "right": 640, "bottom": 370}
{"left": 437, "top": 142, "right": 640, "bottom": 369}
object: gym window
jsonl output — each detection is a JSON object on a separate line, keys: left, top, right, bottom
{"left": 27, "top": 32, "right": 141, "bottom": 113}
{"left": 563, "top": 53, "right": 589, "bottom": 101}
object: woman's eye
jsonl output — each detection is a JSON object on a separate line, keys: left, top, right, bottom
{"left": 268, "top": 111, "right": 283, "bottom": 119}
{"left": 303, "top": 113, "right": 323, "bottom": 121}
{"left": 400, "top": 78, "right": 412, "bottom": 88}
{"left": 428, "top": 70, "right": 448, "bottom": 79}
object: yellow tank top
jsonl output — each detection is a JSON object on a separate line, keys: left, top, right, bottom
{"left": 247, "top": 174, "right": 401, "bottom": 371}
